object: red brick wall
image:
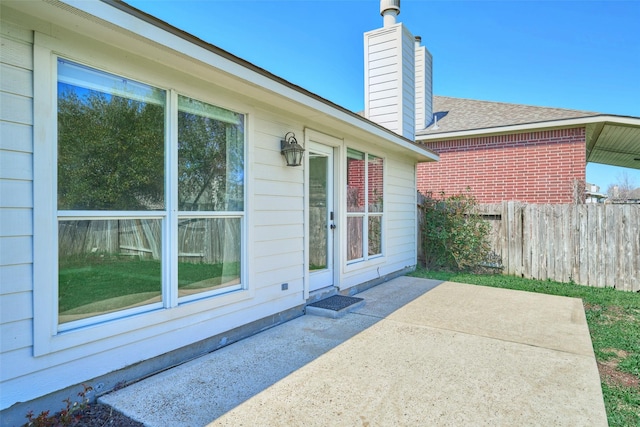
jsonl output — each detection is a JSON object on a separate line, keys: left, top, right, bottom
{"left": 367, "top": 156, "right": 384, "bottom": 208}
{"left": 417, "top": 127, "right": 586, "bottom": 203}
{"left": 347, "top": 154, "right": 385, "bottom": 210}
{"left": 347, "top": 158, "right": 365, "bottom": 211}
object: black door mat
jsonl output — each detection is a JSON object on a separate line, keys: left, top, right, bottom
{"left": 306, "top": 295, "right": 365, "bottom": 318}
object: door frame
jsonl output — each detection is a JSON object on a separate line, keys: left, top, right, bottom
{"left": 304, "top": 129, "right": 343, "bottom": 300}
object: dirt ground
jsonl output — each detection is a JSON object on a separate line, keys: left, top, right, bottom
{"left": 75, "top": 403, "right": 144, "bottom": 427}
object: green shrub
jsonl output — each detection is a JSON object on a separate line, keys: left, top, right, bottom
{"left": 419, "top": 190, "right": 492, "bottom": 271}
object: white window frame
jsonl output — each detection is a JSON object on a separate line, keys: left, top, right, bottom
{"left": 345, "top": 148, "right": 385, "bottom": 267}
{"left": 33, "top": 33, "right": 251, "bottom": 356}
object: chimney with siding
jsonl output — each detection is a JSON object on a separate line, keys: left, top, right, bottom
{"left": 414, "top": 35, "right": 433, "bottom": 132}
{"left": 364, "top": 0, "right": 433, "bottom": 139}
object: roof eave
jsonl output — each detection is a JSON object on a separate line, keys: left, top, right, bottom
{"left": 4, "top": 0, "right": 438, "bottom": 162}
{"left": 99, "top": 0, "right": 437, "bottom": 162}
{"left": 416, "top": 115, "right": 640, "bottom": 142}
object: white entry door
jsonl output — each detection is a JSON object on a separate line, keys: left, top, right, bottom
{"left": 308, "top": 143, "right": 335, "bottom": 292}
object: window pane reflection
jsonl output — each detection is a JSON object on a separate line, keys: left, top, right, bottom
{"left": 178, "top": 96, "right": 244, "bottom": 212}
{"left": 178, "top": 217, "right": 241, "bottom": 298}
{"left": 347, "top": 149, "right": 365, "bottom": 213}
{"left": 57, "top": 60, "right": 165, "bottom": 211}
{"left": 368, "top": 215, "right": 382, "bottom": 256}
{"left": 347, "top": 216, "right": 363, "bottom": 261}
{"left": 58, "top": 219, "right": 162, "bottom": 324}
{"left": 368, "top": 155, "right": 384, "bottom": 213}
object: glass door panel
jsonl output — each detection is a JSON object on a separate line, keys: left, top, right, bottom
{"left": 308, "top": 143, "right": 334, "bottom": 292}
{"left": 309, "top": 154, "right": 328, "bottom": 271}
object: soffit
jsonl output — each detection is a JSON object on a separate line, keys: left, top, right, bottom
{"left": 586, "top": 122, "right": 640, "bottom": 170}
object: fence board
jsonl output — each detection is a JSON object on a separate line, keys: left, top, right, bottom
{"left": 561, "top": 205, "right": 571, "bottom": 283}
{"left": 605, "top": 205, "right": 616, "bottom": 288}
{"left": 553, "top": 206, "right": 562, "bottom": 281}
{"left": 621, "top": 205, "right": 633, "bottom": 290}
{"left": 528, "top": 204, "right": 538, "bottom": 280}
{"left": 630, "top": 206, "right": 640, "bottom": 290}
{"left": 573, "top": 206, "right": 581, "bottom": 281}
{"left": 577, "top": 206, "right": 588, "bottom": 286}
{"left": 514, "top": 202, "right": 524, "bottom": 277}
{"left": 590, "top": 207, "right": 602, "bottom": 287}
{"left": 505, "top": 203, "right": 513, "bottom": 275}
{"left": 546, "top": 206, "right": 555, "bottom": 281}
{"left": 500, "top": 203, "right": 510, "bottom": 274}
{"left": 522, "top": 204, "right": 531, "bottom": 279}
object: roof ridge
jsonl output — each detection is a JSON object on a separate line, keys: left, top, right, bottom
{"left": 432, "top": 94, "right": 600, "bottom": 115}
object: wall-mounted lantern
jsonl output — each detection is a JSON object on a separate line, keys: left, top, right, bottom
{"left": 280, "top": 132, "right": 305, "bottom": 167}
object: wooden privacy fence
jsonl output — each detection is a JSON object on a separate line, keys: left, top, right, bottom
{"left": 59, "top": 218, "right": 241, "bottom": 264}
{"left": 475, "top": 202, "right": 640, "bottom": 292}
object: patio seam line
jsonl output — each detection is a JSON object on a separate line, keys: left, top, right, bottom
{"left": 348, "top": 311, "right": 389, "bottom": 321}
{"left": 349, "top": 311, "right": 595, "bottom": 358}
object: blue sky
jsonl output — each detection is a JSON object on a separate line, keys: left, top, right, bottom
{"left": 127, "top": 0, "right": 640, "bottom": 191}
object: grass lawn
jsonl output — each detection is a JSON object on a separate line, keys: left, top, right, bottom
{"left": 59, "top": 255, "right": 240, "bottom": 319}
{"left": 410, "top": 268, "right": 640, "bottom": 427}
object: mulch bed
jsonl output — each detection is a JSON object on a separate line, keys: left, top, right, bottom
{"left": 25, "top": 403, "right": 145, "bottom": 427}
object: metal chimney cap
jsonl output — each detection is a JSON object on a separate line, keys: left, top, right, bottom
{"left": 380, "top": 0, "right": 400, "bottom": 16}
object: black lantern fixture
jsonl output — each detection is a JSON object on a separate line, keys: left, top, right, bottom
{"left": 280, "top": 132, "right": 305, "bottom": 167}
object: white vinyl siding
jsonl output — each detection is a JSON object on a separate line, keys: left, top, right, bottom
{"left": 386, "top": 158, "right": 419, "bottom": 264}
{"left": 364, "top": 23, "right": 415, "bottom": 140}
{"left": 0, "top": 21, "right": 36, "bottom": 410}
{"left": 415, "top": 43, "right": 433, "bottom": 131}
{"left": 400, "top": 29, "right": 416, "bottom": 139}
{"left": 366, "top": 30, "right": 401, "bottom": 133}
{"left": 252, "top": 114, "right": 305, "bottom": 296}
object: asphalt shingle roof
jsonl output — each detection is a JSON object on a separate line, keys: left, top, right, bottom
{"left": 418, "top": 96, "right": 600, "bottom": 135}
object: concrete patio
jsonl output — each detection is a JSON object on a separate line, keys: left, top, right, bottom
{"left": 100, "top": 277, "right": 607, "bottom": 426}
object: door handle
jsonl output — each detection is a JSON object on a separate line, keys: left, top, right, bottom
{"left": 330, "top": 223, "right": 336, "bottom": 230}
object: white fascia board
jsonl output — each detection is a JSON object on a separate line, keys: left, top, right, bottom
{"left": 417, "top": 115, "right": 640, "bottom": 142}
{"left": 56, "top": 0, "right": 436, "bottom": 162}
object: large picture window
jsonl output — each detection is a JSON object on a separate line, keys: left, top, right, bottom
{"left": 56, "top": 59, "right": 245, "bottom": 330}
{"left": 346, "top": 148, "right": 384, "bottom": 263}
{"left": 177, "top": 95, "right": 243, "bottom": 299}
